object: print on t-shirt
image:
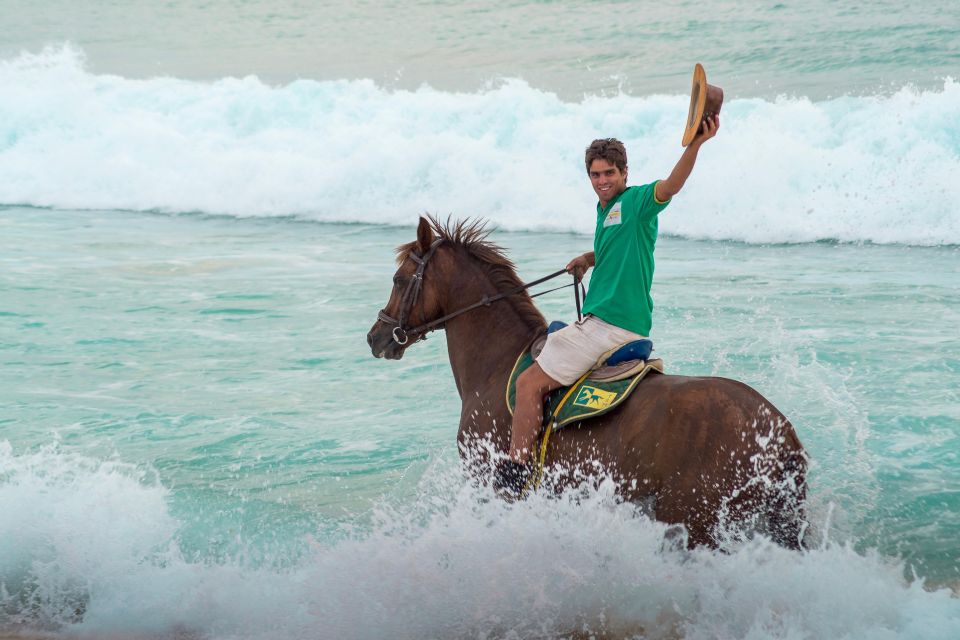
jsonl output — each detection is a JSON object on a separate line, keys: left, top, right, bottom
{"left": 603, "top": 201, "right": 622, "bottom": 227}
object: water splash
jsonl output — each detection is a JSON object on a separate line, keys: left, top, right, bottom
{"left": 1, "top": 442, "right": 958, "bottom": 639}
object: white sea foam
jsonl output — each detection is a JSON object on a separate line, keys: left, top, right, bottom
{"left": 1, "top": 46, "right": 959, "bottom": 245}
{"left": 1, "top": 441, "right": 959, "bottom": 639}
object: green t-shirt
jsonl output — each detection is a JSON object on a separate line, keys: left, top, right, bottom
{"left": 581, "top": 182, "right": 670, "bottom": 336}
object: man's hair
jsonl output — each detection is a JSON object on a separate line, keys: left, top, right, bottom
{"left": 585, "top": 138, "right": 627, "bottom": 173}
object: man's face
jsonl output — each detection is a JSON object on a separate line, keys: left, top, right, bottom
{"left": 588, "top": 159, "right": 627, "bottom": 206}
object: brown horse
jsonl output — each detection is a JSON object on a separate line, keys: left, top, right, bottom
{"left": 367, "top": 216, "right": 808, "bottom": 549}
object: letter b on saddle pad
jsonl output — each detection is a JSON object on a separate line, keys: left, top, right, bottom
{"left": 506, "top": 333, "right": 663, "bottom": 431}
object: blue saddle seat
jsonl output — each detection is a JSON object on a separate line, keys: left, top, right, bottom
{"left": 545, "top": 320, "right": 653, "bottom": 365}
{"left": 547, "top": 320, "right": 568, "bottom": 334}
{"left": 606, "top": 339, "right": 653, "bottom": 365}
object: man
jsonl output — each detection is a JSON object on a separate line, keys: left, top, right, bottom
{"left": 496, "top": 115, "right": 720, "bottom": 496}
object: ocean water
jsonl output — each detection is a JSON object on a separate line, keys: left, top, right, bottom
{"left": 1, "top": 1, "right": 959, "bottom": 638}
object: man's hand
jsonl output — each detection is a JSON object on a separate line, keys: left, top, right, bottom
{"left": 690, "top": 114, "right": 719, "bottom": 147}
{"left": 565, "top": 252, "right": 594, "bottom": 282}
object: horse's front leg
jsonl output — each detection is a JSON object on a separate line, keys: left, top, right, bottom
{"left": 456, "top": 393, "right": 515, "bottom": 478}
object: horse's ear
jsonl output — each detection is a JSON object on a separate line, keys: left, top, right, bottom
{"left": 416, "top": 217, "right": 434, "bottom": 254}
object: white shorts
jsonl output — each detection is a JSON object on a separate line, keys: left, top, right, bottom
{"left": 536, "top": 315, "right": 647, "bottom": 385}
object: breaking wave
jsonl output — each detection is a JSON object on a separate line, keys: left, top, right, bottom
{"left": 1, "top": 45, "right": 959, "bottom": 245}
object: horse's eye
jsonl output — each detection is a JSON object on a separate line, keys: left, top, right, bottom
{"left": 393, "top": 274, "right": 404, "bottom": 287}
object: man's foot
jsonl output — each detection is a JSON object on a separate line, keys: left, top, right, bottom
{"left": 492, "top": 459, "right": 531, "bottom": 501}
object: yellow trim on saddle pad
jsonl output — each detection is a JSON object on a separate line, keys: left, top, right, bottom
{"left": 505, "top": 348, "right": 531, "bottom": 417}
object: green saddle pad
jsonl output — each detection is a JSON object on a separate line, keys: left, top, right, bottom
{"left": 505, "top": 348, "right": 663, "bottom": 432}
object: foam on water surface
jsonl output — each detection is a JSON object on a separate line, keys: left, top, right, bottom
{"left": 2, "top": 442, "right": 960, "bottom": 640}
{"left": 1, "top": 46, "right": 959, "bottom": 245}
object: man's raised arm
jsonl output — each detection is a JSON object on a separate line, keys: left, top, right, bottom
{"left": 655, "top": 115, "right": 719, "bottom": 204}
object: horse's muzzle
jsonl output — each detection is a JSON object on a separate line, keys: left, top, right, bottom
{"left": 367, "top": 322, "right": 406, "bottom": 360}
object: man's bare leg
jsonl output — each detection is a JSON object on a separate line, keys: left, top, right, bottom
{"left": 510, "top": 363, "right": 565, "bottom": 461}
{"left": 492, "top": 364, "right": 567, "bottom": 498}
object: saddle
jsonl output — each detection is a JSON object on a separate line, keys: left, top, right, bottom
{"left": 506, "top": 321, "right": 664, "bottom": 432}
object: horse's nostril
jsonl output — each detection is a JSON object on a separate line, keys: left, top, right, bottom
{"left": 366, "top": 332, "right": 373, "bottom": 347}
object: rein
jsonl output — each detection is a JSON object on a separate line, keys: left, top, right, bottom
{"left": 377, "top": 239, "right": 585, "bottom": 345}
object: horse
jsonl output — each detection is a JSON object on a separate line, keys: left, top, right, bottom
{"left": 366, "top": 216, "right": 808, "bottom": 549}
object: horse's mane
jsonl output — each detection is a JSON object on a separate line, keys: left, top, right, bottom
{"left": 396, "top": 215, "right": 546, "bottom": 333}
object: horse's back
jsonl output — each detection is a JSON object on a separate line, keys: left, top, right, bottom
{"left": 549, "top": 372, "right": 807, "bottom": 548}
{"left": 622, "top": 372, "right": 804, "bottom": 471}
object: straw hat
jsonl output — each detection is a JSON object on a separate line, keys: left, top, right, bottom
{"left": 682, "top": 63, "right": 724, "bottom": 146}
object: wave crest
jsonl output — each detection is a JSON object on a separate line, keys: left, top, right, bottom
{"left": 1, "top": 45, "right": 958, "bottom": 245}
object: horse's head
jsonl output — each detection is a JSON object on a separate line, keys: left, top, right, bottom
{"left": 367, "top": 217, "right": 448, "bottom": 360}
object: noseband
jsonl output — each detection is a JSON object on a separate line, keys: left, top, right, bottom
{"left": 377, "top": 239, "right": 583, "bottom": 346}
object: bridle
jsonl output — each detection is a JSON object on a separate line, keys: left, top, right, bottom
{"left": 377, "top": 239, "right": 581, "bottom": 346}
{"left": 377, "top": 238, "right": 444, "bottom": 345}
{"left": 377, "top": 239, "right": 583, "bottom": 346}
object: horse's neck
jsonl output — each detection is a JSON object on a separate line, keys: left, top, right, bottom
{"left": 442, "top": 267, "right": 541, "bottom": 401}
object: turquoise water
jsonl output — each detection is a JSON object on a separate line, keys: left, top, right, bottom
{"left": 3, "top": 207, "right": 959, "bottom": 637}
{"left": 1, "top": 1, "right": 960, "bottom": 637}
